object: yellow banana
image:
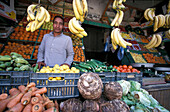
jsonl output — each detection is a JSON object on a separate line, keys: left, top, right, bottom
{"left": 75, "top": 0, "right": 83, "bottom": 16}
{"left": 118, "top": 0, "right": 123, "bottom": 5}
{"left": 73, "top": 0, "right": 80, "bottom": 20}
{"left": 111, "top": 29, "right": 118, "bottom": 50}
{"left": 82, "top": 0, "right": 88, "bottom": 18}
{"left": 115, "top": 10, "right": 124, "bottom": 26}
{"left": 45, "top": 9, "right": 50, "bottom": 22}
{"left": 76, "top": 33, "right": 84, "bottom": 38}
{"left": 117, "top": 4, "right": 125, "bottom": 10}
{"left": 36, "top": 14, "right": 46, "bottom": 30}
{"left": 154, "top": 34, "right": 162, "bottom": 47}
{"left": 146, "top": 35, "right": 157, "bottom": 49}
{"left": 157, "top": 15, "right": 162, "bottom": 28}
{"left": 123, "top": 0, "right": 126, "bottom": 2}
{"left": 26, "top": 21, "right": 34, "bottom": 31}
{"left": 112, "top": 0, "right": 118, "bottom": 9}
{"left": 144, "top": 34, "right": 156, "bottom": 48}
{"left": 31, "top": 20, "right": 39, "bottom": 32}
{"left": 27, "top": 4, "right": 37, "bottom": 21}
{"left": 72, "top": 17, "right": 84, "bottom": 31}
{"left": 122, "top": 39, "right": 132, "bottom": 46}
{"left": 27, "top": 15, "right": 31, "bottom": 22}
{"left": 79, "top": 31, "right": 87, "bottom": 36}
{"left": 111, "top": 40, "right": 118, "bottom": 50}
{"left": 80, "top": 15, "right": 84, "bottom": 22}
{"left": 153, "top": 16, "right": 159, "bottom": 32}
{"left": 165, "top": 14, "right": 170, "bottom": 27}
{"left": 68, "top": 19, "right": 79, "bottom": 34}
{"left": 37, "top": 6, "right": 46, "bottom": 22}
{"left": 147, "top": 9, "right": 154, "bottom": 21}
{"left": 160, "top": 15, "right": 165, "bottom": 27}
{"left": 144, "top": 8, "right": 150, "bottom": 21}
{"left": 151, "top": 8, "right": 156, "bottom": 20}
{"left": 112, "top": 28, "right": 119, "bottom": 45}
{"left": 111, "top": 10, "right": 119, "bottom": 26}
{"left": 117, "top": 28, "right": 127, "bottom": 48}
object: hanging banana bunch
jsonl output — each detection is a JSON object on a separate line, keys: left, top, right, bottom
{"left": 111, "top": 28, "right": 132, "bottom": 50}
{"left": 26, "top": 4, "right": 50, "bottom": 32}
{"left": 110, "top": 0, "right": 126, "bottom": 27}
{"left": 144, "top": 8, "right": 156, "bottom": 21}
{"left": 69, "top": 0, "right": 88, "bottom": 38}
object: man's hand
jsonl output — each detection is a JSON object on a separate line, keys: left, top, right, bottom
{"left": 60, "top": 63, "right": 70, "bottom": 67}
{"left": 37, "top": 62, "right": 46, "bottom": 69}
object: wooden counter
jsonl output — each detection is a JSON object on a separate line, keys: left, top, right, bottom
{"left": 143, "top": 83, "right": 170, "bottom": 111}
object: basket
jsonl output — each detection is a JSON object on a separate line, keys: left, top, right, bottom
{"left": 98, "top": 72, "right": 116, "bottom": 85}
{"left": 116, "top": 72, "right": 143, "bottom": 85}
{"left": 0, "top": 71, "right": 11, "bottom": 94}
{"left": 30, "top": 72, "right": 80, "bottom": 99}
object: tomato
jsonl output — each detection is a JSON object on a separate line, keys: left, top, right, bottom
{"left": 116, "top": 67, "right": 120, "bottom": 71}
{"left": 113, "top": 65, "right": 117, "bottom": 68}
{"left": 137, "top": 70, "right": 140, "bottom": 74}
{"left": 123, "top": 65, "right": 127, "bottom": 69}
{"left": 128, "top": 65, "right": 133, "bottom": 69}
{"left": 119, "top": 65, "right": 123, "bottom": 68}
{"left": 131, "top": 68, "right": 137, "bottom": 73}
{"left": 126, "top": 69, "right": 131, "bottom": 73}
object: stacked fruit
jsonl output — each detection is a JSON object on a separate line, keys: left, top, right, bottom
{"left": 1, "top": 42, "right": 34, "bottom": 59}
{"left": 144, "top": 33, "right": 162, "bottom": 49}
{"left": 39, "top": 64, "right": 80, "bottom": 73}
{"left": 143, "top": 53, "right": 166, "bottom": 64}
{"left": 10, "top": 26, "right": 38, "bottom": 42}
{"left": 73, "top": 46, "right": 85, "bottom": 62}
{"left": 130, "top": 52, "right": 147, "bottom": 63}
{"left": 164, "top": 29, "right": 170, "bottom": 39}
{"left": 32, "top": 45, "right": 39, "bottom": 59}
{"left": 144, "top": 8, "right": 156, "bottom": 22}
{"left": 71, "top": 35, "right": 83, "bottom": 46}
{"left": 26, "top": 4, "right": 50, "bottom": 32}
{"left": 113, "top": 65, "right": 140, "bottom": 73}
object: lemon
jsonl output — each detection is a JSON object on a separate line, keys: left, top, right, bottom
{"left": 56, "top": 77, "right": 61, "bottom": 80}
{"left": 52, "top": 78, "right": 57, "bottom": 81}
{"left": 48, "top": 77, "right": 53, "bottom": 80}
{"left": 71, "top": 67, "right": 76, "bottom": 71}
{"left": 74, "top": 69, "right": 80, "bottom": 73}
{"left": 54, "top": 69, "right": 60, "bottom": 73}
{"left": 40, "top": 69, "right": 46, "bottom": 73}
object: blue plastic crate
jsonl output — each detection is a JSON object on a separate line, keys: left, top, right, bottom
{"left": 0, "top": 71, "right": 11, "bottom": 94}
{"left": 98, "top": 72, "right": 116, "bottom": 85}
{"left": 30, "top": 72, "right": 80, "bottom": 99}
{"left": 116, "top": 72, "right": 143, "bottom": 85}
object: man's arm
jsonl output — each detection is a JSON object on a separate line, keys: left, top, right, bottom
{"left": 63, "top": 37, "right": 74, "bottom": 66}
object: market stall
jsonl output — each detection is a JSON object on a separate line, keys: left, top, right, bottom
{"left": 0, "top": 0, "right": 170, "bottom": 111}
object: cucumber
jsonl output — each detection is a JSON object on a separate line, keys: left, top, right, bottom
{"left": 14, "top": 67, "right": 20, "bottom": 71}
{"left": 6, "top": 67, "right": 13, "bottom": 71}
{"left": 79, "top": 63, "right": 91, "bottom": 70}
{"left": 90, "top": 59, "right": 104, "bottom": 65}
{"left": 86, "top": 61, "right": 97, "bottom": 69}
{"left": 5, "top": 62, "right": 11, "bottom": 67}
{"left": 0, "top": 68, "right": 5, "bottom": 71}
{"left": 75, "top": 66, "right": 88, "bottom": 72}
{"left": 10, "top": 52, "right": 22, "bottom": 57}
{"left": 20, "top": 65, "right": 30, "bottom": 71}
{"left": 16, "top": 63, "right": 24, "bottom": 67}
{"left": 0, "top": 61, "right": 4, "bottom": 64}
{"left": 0, "top": 55, "right": 11, "bottom": 61}
{"left": 15, "top": 58, "right": 29, "bottom": 64}
{"left": 0, "top": 64, "right": 6, "bottom": 68}
{"left": 107, "top": 65, "right": 113, "bottom": 70}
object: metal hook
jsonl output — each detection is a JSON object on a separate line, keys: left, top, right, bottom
{"left": 38, "top": 0, "right": 40, "bottom": 4}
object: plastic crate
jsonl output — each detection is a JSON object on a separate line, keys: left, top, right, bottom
{"left": 98, "top": 72, "right": 116, "bottom": 85}
{"left": 30, "top": 72, "right": 80, "bottom": 99}
{"left": 10, "top": 71, "right": 30, "bottom": 88}
{"left": 0, "top": 71, "right": 11, "bottom": 94}
{"left": 116, "top": 72, "right": 143, "bottom": 85}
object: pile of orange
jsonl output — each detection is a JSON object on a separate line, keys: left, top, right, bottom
{"left": 32, "top": 45, "right": 39, "bottom": 59}
{"left": 73, "top": 46, "right": 85, "bottom": 62}
{"left": 1, "top": 42, "right": 34, "bottom": 59}
{"left": 143, "top": 53, "right": 166, "bottom": 64}
{"left": 10, "top": 26, "right": 39, "bottom": 42}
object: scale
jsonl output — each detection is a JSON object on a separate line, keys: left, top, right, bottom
{"left": 131, "top": 63, "right": 169, "bottom": 86}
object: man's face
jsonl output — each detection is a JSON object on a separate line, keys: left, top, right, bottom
{"left": 53, "top": 17, "right": 64, "bottom": 33}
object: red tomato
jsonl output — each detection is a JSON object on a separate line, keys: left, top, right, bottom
{"left": 137, "top": 70, "right": 140, "bottom": 74}
{"left": 116, "top": 67, "right": 120, "bottom": 71}
{"left": 113, "top": 65, "right": 117, "bottom": 68}
{"left": 128, "top": 65, "right": 133, "bottom": 69}
{"left": 131, "top": 68, "right": 137, "bottom": 73}
{"left": 123, "top": 65, "right": 127, "bottom": 69}
{"left": 127, "top": 69, "right": 131, "bottom": 73}
{"left": 119, "top": 65, "right": 123, "bottom": 68}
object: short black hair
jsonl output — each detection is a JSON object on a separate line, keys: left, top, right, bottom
{"left": 53, "top": 16, "right": 64, "bottom": 25}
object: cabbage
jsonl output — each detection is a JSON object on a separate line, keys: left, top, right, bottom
{"left": 122, "top": 95, "right": 136, "bottom": 106}
{"left": 153, "top": 105, "right": 169, "bottom": 112}
{"left": 117, "top": 80, "right": 131, "bottom": 95}
{"left": 139, "top": 88, "right": 149, "bottom": 95}
{"left": 148, "top": 95, "right": 159, "bottom": 106}
{"left": 129, "top": 81, "right": 141, "bottom": 92}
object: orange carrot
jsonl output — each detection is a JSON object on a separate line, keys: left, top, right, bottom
{"left": 18, "top": 85, "right": 26, "bottom": 93}
{"left": 25, "top": 82, "right": 36, "bottom": 92}
{"left": 35, "top": 94, "right": 43, "bottom": 104}
{"left": 0, "top": 94, "right": 18, "bottom": 112}
{"left": 7, "top": 92, "right": 24, "bottom": 109}
{"left": 43, "top": 107, "right": 56, "bottom": 112}
{"left": 23, "top": 103, "right": 32, "bottom": 112}
{"left": 32, "top": 87, "right": 47, "bottom": 96}
{"left": 32, "top": 103, "right": 43, "bottom": 112}
{"left": 9, "top": 88, "right": 20, "bottom": 96}
{"left": 9, "top": 102, "right": 24, "bottom": 112}
{"left": 45, "top": 100, "right": 55, "bottom": 109}
{"left": 31, "top": 97, "right": 39, "bottom": 105}
{"left": 0, "top": 93, "right": 8, "bottom": 100}
{"left": 21, "top": 91, "right": 32, "bottom": 105}
{"left": 28, "top": 87, "right": 38, "bottom": 92}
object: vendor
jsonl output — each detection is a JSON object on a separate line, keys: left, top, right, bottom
{"left": 36, "top": 16, "right": 74, "bottom": 69}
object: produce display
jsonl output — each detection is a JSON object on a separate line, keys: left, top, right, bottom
{"left": 0, "top": 52, "right": 32, "bottom": 71}
{"left": 143, "top": 53, "right": 166, "bottom": 64}
{"left": 130, "top": 52, "right": 147, "bottom": 63}
{"left": 71, "top": 35, "right": 83, "bottom": 46}
{"left": 113, "top": 65, "right": 140, "bottom": 73}
{"left": 73, "top": 59, "right": 117, "bottom": 73}
{"left": 26, "top": 4, "right": 50, "bottom": 32}
{"left": 1, "top": 42, "right": 34, "bottom": 59}
{"left": 73, "top": 46, "right": 85, "bottom": 62}
{"left": 0, "top": 82, "right": 59, "bottom": 112}
{"left": 119, "top": 80, "right": 169, "bottom": 112}
{"left": 42, "top": 22, "right": 53, "bottom": 30}
{"left": 39, "top": 64, "right": 80, "bottom": 73}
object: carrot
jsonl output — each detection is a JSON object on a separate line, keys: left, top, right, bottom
{"left": 0, "top": 94, "right": 18, "bottom": 112}
{"left": 25, "top": 82, "right": 36, "bottom": 92}
{"left": 43, "top": 107, "right": 56, "bottom": 112}
{"left": 23, "top": 103, "right": 32, "bottom": 112}
{"left": 9, "top": 102, "right": 24, "bottom": 112}
{"left": 31, "top": 97, "right": 39, "bottom": 105}
{"left": 9, "top": 88, "right": 20, "bottom": 96}
{"left": 54, "top": 100, "right": 59, "bottom": 111}
{"left": 32, "top": 103, "right": 43, "bottom": 112}
{"left": 28, "top": 87, "right": 38, "bottom": 92}
{"left": 18, "top": 85, "right": 26, "bottom": 93}
{"left": 21, "top": 91, "right": 32, "bottom": 105}
{"left": 32, "top": 87, "right": 47, "bottom": 96}
{"left": 45, "top": 101, "right": 55, "bottom": 109}
{"left": 7, "top": 93, "right": 24, "bottom": 109}
{"left": 35, "top": 94, "right": 43, "bottom": 104}
{"left": 0, "top": 93, "right": 8, "bottom": 100}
